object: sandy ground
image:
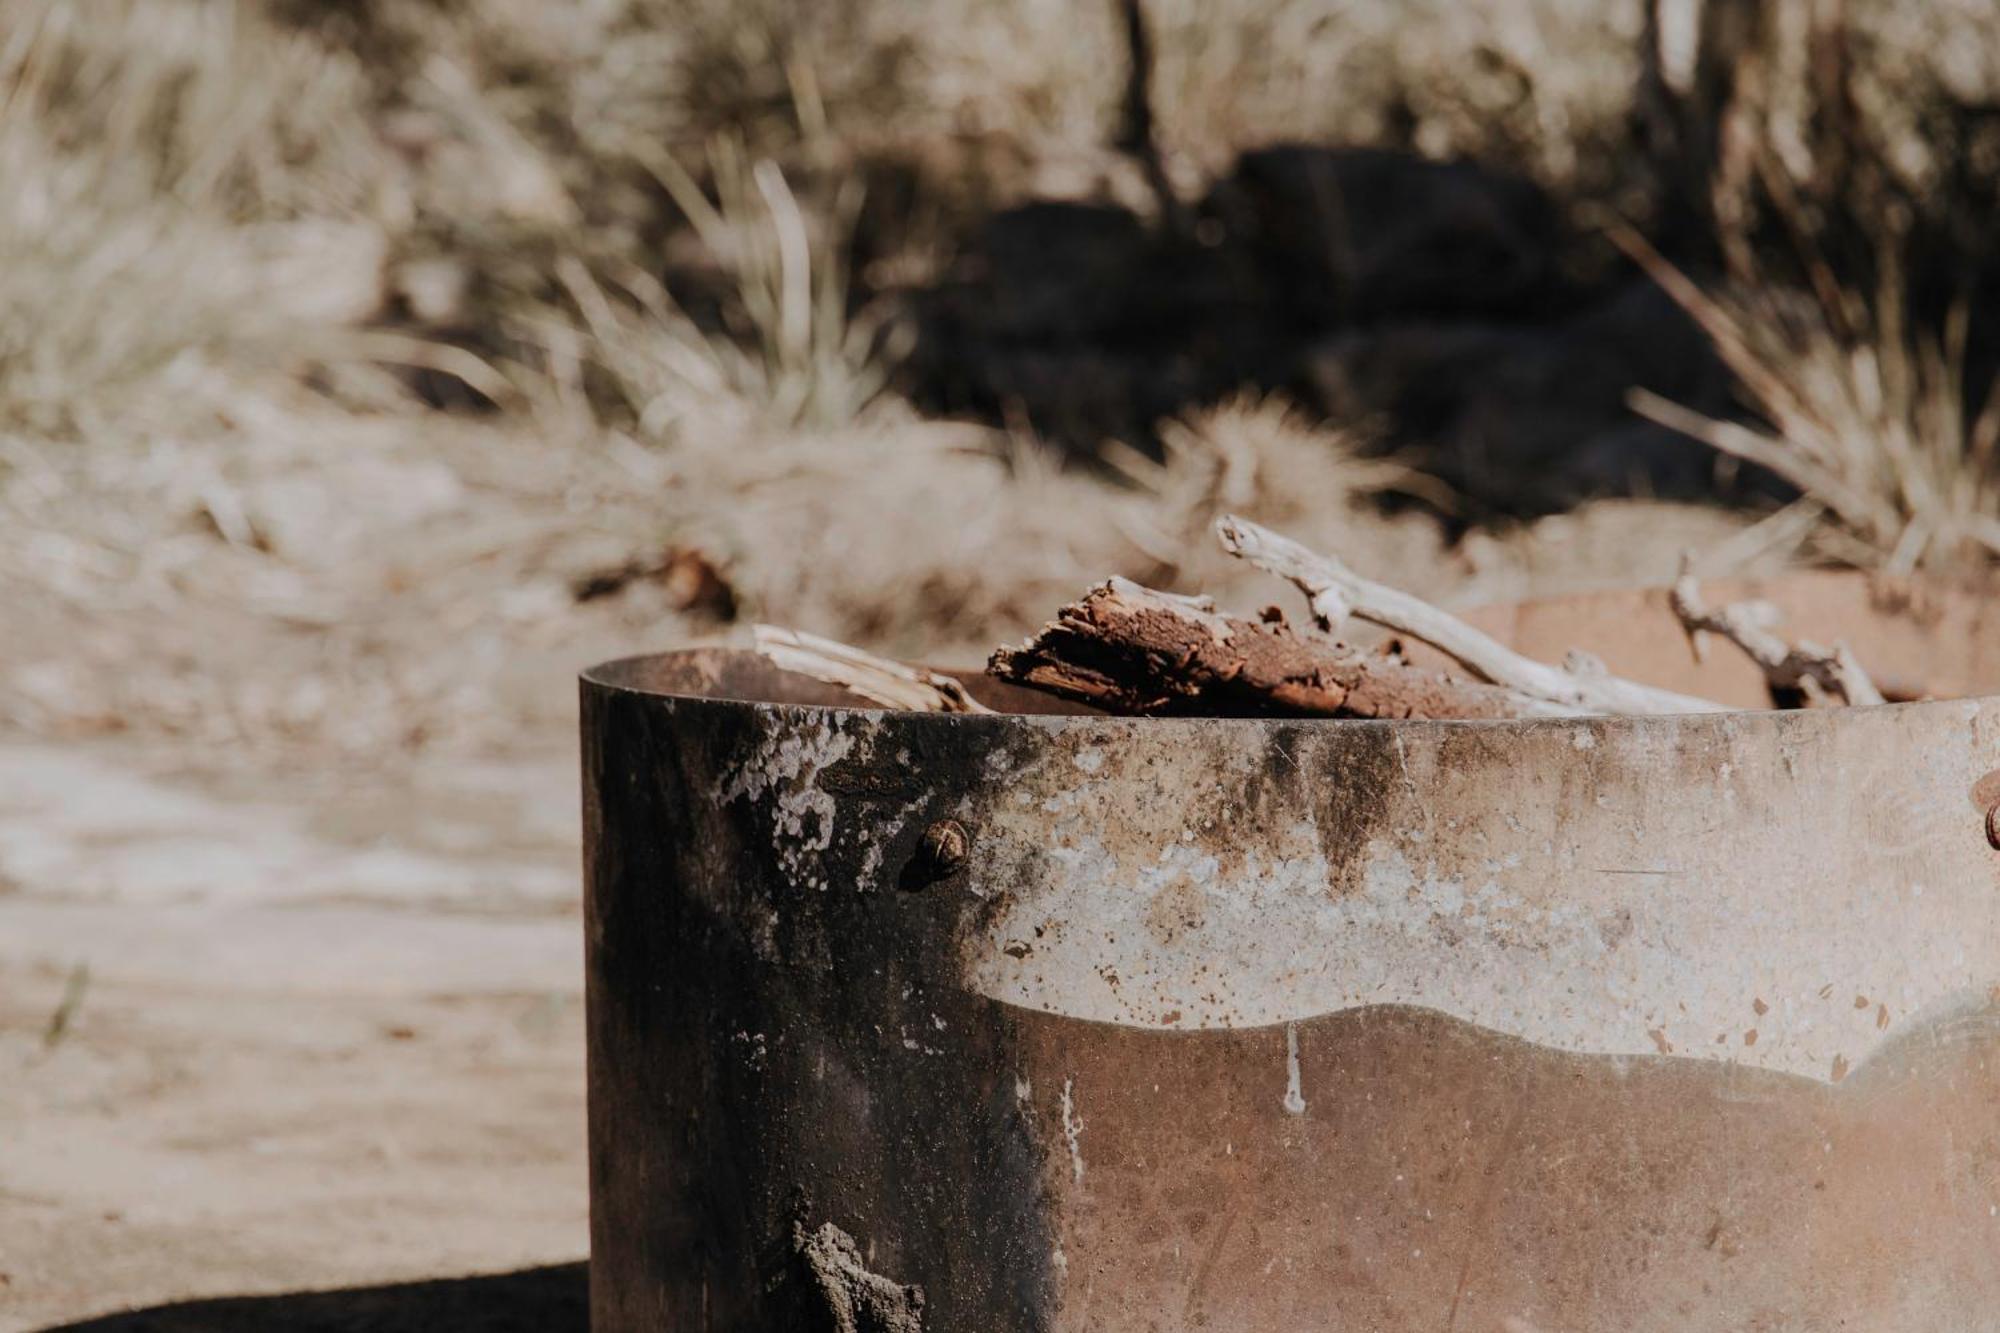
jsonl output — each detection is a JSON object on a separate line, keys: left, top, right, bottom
{"left": 0, "top": 739, "right": 588, "bottom": 1331}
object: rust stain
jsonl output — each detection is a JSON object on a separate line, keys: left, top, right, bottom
{"left": 1143, "top": 875, "right": 1207, "bottom": 946}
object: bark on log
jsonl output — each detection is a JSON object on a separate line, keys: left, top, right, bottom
{"left": 989, "top": 578, "right": 1566, "bottom": 719}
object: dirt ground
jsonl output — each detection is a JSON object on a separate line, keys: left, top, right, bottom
{"left": 6, "top": 0, "right": 1998, "bottom": 1326}
{"left": 0, "top": 740, "right": 587, "bottom": 1331}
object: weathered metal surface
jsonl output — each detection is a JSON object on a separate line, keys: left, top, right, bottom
{"left": 584, "top": 573, "right": 2000, "bottom": 1332}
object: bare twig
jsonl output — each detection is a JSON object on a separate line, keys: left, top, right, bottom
{"left": 1216, "top": 515, "right": 1730, "bottom": 715}
{"left": 1669, "top": 560, "right": 1885, "bottom": 706}
{"left": 1114, "top": 0, "right": 1189, "bottom": 236}
{"left": 754, "top": 625, "right": 992, "bottom": 713}
{"left": 41, "top": 962, "right": 90, "bottom": 1052}
{"left": 990, "top": 578, "right": 1568, "bottom": 719}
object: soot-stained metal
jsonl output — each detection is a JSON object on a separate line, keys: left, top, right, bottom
{"left": 584, "top": 571, "right": 2000, "bottom": 1331}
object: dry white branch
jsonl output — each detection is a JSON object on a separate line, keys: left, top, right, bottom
{"left": 753, "top": 625, "right": 992, "bottom": 713}
{"left": 1668, "top": 563, "right": 1885, "bottom": 706}
{"left": 1216, "top": 515, "right": 1730, "bottom": 716}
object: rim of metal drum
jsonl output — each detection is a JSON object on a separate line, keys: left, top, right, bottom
{"left": 582, "top": 605, "right": 2000, "bottom": 1087}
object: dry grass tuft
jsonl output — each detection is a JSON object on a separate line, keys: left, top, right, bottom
{"left": 632, "top": 393, "right": 1433, "bottom": 657}
{"left": 1103, "top": 395, "right": 1448, "bottom": 581}
{"left": 0, "top": 0, "right": 396, "bottom": 435}
{"left": 533, "top": 140, "right": 894, "bottom": 438}
{"left": 1624, "top": 229, "right": 2000, "bottom": 573}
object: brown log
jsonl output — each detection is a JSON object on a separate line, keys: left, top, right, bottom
{"left": 989, "top": 578, "right": 1563, "bottom": 720}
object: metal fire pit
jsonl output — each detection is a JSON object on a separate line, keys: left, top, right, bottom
{"left": 582, "top": 570, "right": 2000, "bottom": 1332}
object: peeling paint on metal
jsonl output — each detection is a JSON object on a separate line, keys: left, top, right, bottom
{"left": 721, "top": 715, "right": 861, "bottom": 890}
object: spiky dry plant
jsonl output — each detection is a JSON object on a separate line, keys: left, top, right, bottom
{"left": 1107, "top": 395, "right": 1442, "bottom": 551}
{"left": 532, "top": 138, "right": 894, "bottom": 437}
{"left": 1087, "top": 393, "right": 1454, "bottom": 605}
{"left": 1624, "top": 230, "right": 2000, "bottom": 574}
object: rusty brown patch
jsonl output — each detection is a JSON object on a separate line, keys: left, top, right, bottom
{"left": 1143, "top": 874, "right": 1207, "bottom": 945}
{"left": 816, "top": 763, "right": 923, "bottom": 800}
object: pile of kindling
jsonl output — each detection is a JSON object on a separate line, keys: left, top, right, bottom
{"left": 757, "top": 516, "right": 1885, "bottom": 718}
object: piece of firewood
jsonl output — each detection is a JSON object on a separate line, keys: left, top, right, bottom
{"left": 988, "top": 578, "right": 1568, "bottom": 719}
{"left": 754, "top": 625, "right": 993, "bottom": 713}
{"left": 1669, "top": 562, "right": 1884, "bottom": 707}
{"left": 1215, "top": 515, "right": 1730, "bottom": 715}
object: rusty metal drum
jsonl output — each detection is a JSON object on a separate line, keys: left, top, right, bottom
{"left": 582, "top": 571, "right": 2000, "bottom": 1332}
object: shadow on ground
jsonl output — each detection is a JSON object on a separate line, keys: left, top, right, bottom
{"left": 894, "top": 142, "right": 1747, "bottom": 517}
{"left": 35, "top": 1263, "right": 587, "bottom": 1333}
